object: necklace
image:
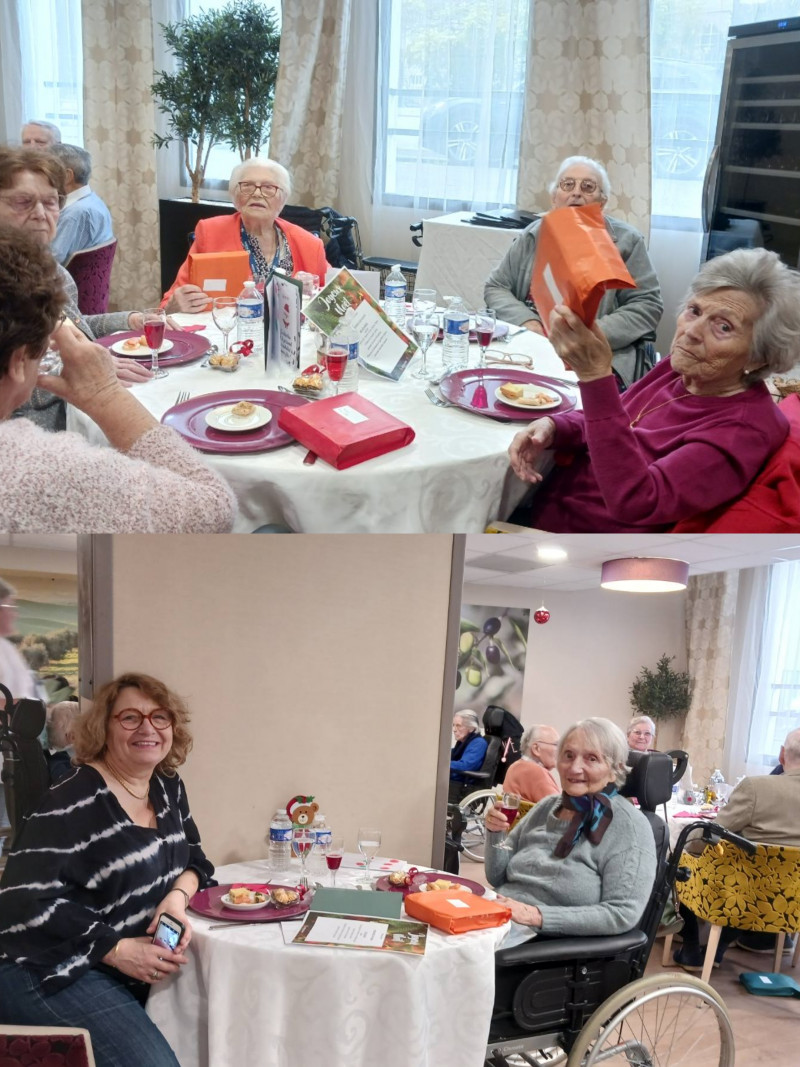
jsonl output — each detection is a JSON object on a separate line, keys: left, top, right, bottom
{"left": 629, "top": 392, "right": 691, "bottom": 429}
{"left": 103, "top": 760, "right": 150, "bottom": 801}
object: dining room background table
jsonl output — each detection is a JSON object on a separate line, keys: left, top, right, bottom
{"left": 67, "top": 312, "right": 579, "bottom": 533}
{"left": 146, "top": 857, "right": 508, "bottom": 1067}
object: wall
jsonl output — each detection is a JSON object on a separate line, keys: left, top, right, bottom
{"left": 462, "top": 581, "right": 686, "bottom": 748}
{"left": 104, "top": 535, "right": 456, "bottom": 869}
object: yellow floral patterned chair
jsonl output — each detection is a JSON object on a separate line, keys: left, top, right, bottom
{"left": 662, "top": 839, "right": 800, "bottom": 982}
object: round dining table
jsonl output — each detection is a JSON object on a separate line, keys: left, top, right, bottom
{"left": 66, "top": 314, "right": 578, "bottom": 533}
{"left": 146, "top": 858, "right": 508, "bottom": 1067}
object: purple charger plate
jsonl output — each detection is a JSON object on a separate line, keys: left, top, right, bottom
{"left": 375, "top": 871, "right": 486, "bottom": 897}
{"left": 98, "top": 330, "right": 211, "bottom": 367}
{"left": 189, "top": 883, "right": 310, "bottom": 923}
{"left": 161, "top": 390, "right": 309, "bottom": 454}
{"left": 439, "top": 368, "right": 577, "bottom": 422}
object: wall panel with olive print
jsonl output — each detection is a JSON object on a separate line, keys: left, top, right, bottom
{"left": 455, "top": 605, "right": 530, "bottom": 718}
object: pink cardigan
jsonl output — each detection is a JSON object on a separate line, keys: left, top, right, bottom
{"left": 161, "top": 213, "right": 328, "bottom": 306}
{"left": 0, "top": 419, "right": 236, "bottom": 533}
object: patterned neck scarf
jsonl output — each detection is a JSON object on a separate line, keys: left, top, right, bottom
{"left": 554, "top": 783, "right": 618, "bottom": 858}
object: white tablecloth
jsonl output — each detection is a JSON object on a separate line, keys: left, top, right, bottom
{"left": 415, "top": 212, "right": 522, "bottom": 310}
{"left": 147, "top": 859, "right": 508, "bottom": 1067}
{"left": 68, "top": 315, "right": 577, "bottom": 533}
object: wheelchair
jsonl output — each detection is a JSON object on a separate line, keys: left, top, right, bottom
{"left": 484, "top": 749, "right": 739, "bottom": 1067}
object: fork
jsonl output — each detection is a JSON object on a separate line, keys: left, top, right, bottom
{"left": 425, "top": 387, "right": 452, "bottom": 408}
{"left": 175, "top": 391, "right": 190, "bottom": 405}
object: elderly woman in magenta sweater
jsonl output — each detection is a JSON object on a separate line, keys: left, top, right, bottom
{"left": 509, "top": 248, "right": 800, "bottom": 532}
{"left": 162, "top": 157, "right": 328, "bottom": 313}
{"left": 485, "top": 718, "right": 656, "bottom": 945}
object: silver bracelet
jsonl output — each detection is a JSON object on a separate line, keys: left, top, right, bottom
{"left": 171, "top": 886, "right": 191, "bottom": 908}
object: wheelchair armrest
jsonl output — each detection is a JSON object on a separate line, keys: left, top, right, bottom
{"left": 495, "top": 929, "right": 648, "bottom": 968}
{"left": 462, "top": 770, "right": 490, "bottom": 782}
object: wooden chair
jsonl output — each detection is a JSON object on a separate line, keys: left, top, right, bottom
{"left": 0, "top": 1025, "right": 96, "bottom": 1066}
{"left": 64, "top": 238, "right": 117, "bottom": 315}
{"left": 662, "top": 839, "right": 800, "bottom": 983}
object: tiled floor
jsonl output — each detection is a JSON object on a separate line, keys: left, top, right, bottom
{"left": 461, "top": 859, "right": 800, "bottom": 1062}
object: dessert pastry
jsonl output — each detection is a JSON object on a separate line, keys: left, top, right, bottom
{"left": 517, "top": 391, "right": 557, "bottom": 407}
{"left": 388, "top": 870, "right": 411, "bottom": 887}
{"left": 227, "top": 887, "right": 267, "bottom": 905}
{"left": 292, "top": 373, "right": 324, "bottom": 393}
{"left": 231, "top": 400, "right": 257, "bottom": 418}
{"left": 423, "top": 879, "right": 472, "bottom": 893}
{"left": 121, "top": 335, "right": 147, "bottom": 352}
{"left": 499, "top": 382, "right": 524, "bottom": 400}
{"left": 271, "top": 887, "right": 300, "bottom": 906}
{"left": 209, "top": 352, "right": 240, "bottom": 368}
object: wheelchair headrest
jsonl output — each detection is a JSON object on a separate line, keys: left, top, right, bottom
{"left": 620, "top": 750, "right": 673, "bottom": 811}
{"left": 482, "top": 704, "right": 523, "bottom": 738}
{"left": 0, "top": 683, "right": 46, "bottom": 743}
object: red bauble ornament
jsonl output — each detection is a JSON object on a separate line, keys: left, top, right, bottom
{"left": 533, "top": 607, "right": 551, "bottom": 625}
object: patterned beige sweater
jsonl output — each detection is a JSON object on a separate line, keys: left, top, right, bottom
{"left": 0, "top": 418, "right": 237, "bottom": 532}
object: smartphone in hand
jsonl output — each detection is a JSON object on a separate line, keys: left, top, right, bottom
{"left": 152, "top": 912, "right": 185, "bottom": 952}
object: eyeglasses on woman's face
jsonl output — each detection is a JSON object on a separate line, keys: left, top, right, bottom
{"left": 237, "top": 181, "right": 281, "bottom": 200}
{"left": 0, "top": 192, "right": 65, "bottom": 214}
{"left": 629, "top": 730, "right": 654, "bottom": 740}
{"left": 113, "top": 708, "right": 174, "bottom": 731}
{"left": 558, "top": 178, "right": 598, "bottom": 195}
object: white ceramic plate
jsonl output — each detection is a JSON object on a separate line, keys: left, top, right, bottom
{"left": 220, "top": 892, "right": 271, "bottom": 910}
{"left": 204, "top": 404, "right": 272, "bottom": 432}
{"left": 110, "top": 337, "right": 174, "bottom": 356}
{"left": 494, "top": 386, "right": 562, "bottom": 411}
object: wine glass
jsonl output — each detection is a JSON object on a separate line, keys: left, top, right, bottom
{"left": 412, "top": 287, "right": 437, "bottom": 319}
{"left": 323, "top": 834, "right": 344, "bottom": 887}
{"left": 357, "top": 826, "right": 381, "bottom": 886}
{"left": 142, "top": 307, "right": 168, "bottom": 379}
{"left": 292, "top": 827, "right": 315, "bottom": 888}
{"left": 212, "top": 296, "right": 238, "bottom": 355}
{"left": 493, "top": 792, "right": 521, "bottom": 851}
{"left": 326, "top": 346, "right": 348, "bottom": 396}
{"left": 475, "top": 308, "right": 496, "bottom": 368}
{"left": 411, "top": 312, "right": 439, "bottom": 380}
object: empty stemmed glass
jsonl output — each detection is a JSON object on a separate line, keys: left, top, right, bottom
{"left": 411, "top": 312, "right": 439, "bottom": 380}
{"left": 142, "top": 307, "right": 168, "bottom": 379}
{"left": 412, "top": 287, "right": 437, "bottom": 320}
{"left": 493, "top": 791, "right": 521, "bottom": 851}
{"left": 357, "top": 826, "right": 381, "bottom": 886}
{"left": 475, "top": 308, "right": 496, "bottom": 368}
{"left": 292, "top": 828, "right": 315, "bottom": 888}
{"left": 212, "top": 296, "right": 238, "bottom": 355}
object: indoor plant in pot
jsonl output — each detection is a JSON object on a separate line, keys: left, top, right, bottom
{"left": 629, "top": 654, "right": 691, "bottom": 723}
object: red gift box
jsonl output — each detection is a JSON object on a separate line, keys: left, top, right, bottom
{"left": 277, "top": 392, "right": 415, "bottom": 469}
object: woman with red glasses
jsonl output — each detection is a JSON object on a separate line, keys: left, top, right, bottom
{"left": 0, "top": 672, "right": 214, "bottom": 1067}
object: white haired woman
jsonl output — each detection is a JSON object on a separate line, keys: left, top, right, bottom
{"left": 509, "top": 247, "right": 800, "bottom": 532}
{"left": 627, "top": 716, "right": 657, "bottom": 752}
{"left": 162, "top": 158, "right": 328, "bottom": 313}
{"left": 485, "top": 717, "right": 656, "bottom": 946}
{"left": 450, "top": 710, "right": 487, "bottom": 784}
{"left": 485, "top": 155, "right": 663, "bottom": 387}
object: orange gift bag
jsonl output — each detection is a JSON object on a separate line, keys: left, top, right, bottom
{"left": 529, "top": 203, "right": 636, "bottom": 332}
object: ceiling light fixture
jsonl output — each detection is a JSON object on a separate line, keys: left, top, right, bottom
{"left": 600, "top": 557, "right": 689, "bottom": 593}
{"left": 537, "top": 545, "right": 568, "bottom": 562}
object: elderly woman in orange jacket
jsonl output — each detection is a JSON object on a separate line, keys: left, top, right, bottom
{"left": 162, "top": 158, "right": 328, "bottom": 313}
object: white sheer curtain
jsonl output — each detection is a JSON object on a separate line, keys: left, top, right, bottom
{"left": 17, "top": 0, "right": 83, "bottom": 145}
{"left": 374, "top": 0, "right": 530, "bottom": 212}
{"left": 724, "top": 565, "right": 770, "bottom": 781}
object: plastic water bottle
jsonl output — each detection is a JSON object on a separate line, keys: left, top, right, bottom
{"left": 328, "top": 320, "right": 360, "bottom": 393}
{"left": 236, "top": 280, "right": 264, "bottom": 358}
{"left": 383, "top": 264, "right": 406, "bottom": 328}
{"left": 442, "top": 296, "right": 469, "bottom": 372}
{"left": 268, "top": 809, "right": 293, "bottom": 879}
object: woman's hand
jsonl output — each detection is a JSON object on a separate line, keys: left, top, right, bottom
{"left": 162, "top": 286, "right": 210, "bottom": 315}
{"left": 147, "top": 889, "right": 193, "bottom": 951}
{"left": 495, "top": 895, "right": 543, "bottom": 928}
{"left": 508, "top": 417, "right": 556, "bottom": 483}
{"left": 485, "top": 803, "right": 512, "bottom": 834}
{"left": 39, "top": 320, "right": 125, "bottom": 412}
{"left": 127, "top": 311, "right": 184, "bottom": 332}
{"left": 548, "top": 305, "right": 614, "bottom": 382}
{"left": 523, "top": 319, "right": 546, "bottom": 336}
{"left": 103, "top": 936, "right": 189, "bottom": 984}
{"left": 112, "top": 356, "right": 154, "bottom": 386}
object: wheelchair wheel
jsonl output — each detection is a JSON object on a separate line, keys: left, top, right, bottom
{"left": 566, "top": 973, "right": 733, "bottom": 1067}
{"left": 458, "top": 788, "right": 497, "bottom": 863}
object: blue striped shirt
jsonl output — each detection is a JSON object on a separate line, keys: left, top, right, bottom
{"left": 51, "top": 186, "right": 114, "bottom": 265}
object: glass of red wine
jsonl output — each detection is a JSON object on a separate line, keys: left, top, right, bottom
{"left": 493, "top": 791, "right": 521, "bottom": 851}
{"left": 323, "top": 834, "right": 344, "bottom": 887}
{"left": 475, "top": 308, "right": 496, "bottom": 368}
{"left": 291, "top": 828, "right": 315, "bottom": 888}
{"left": 326, "top": 348, "right": 348, "bottom": 396}
{"left": 142, "top": 307, "right": 168, "bottom": 379}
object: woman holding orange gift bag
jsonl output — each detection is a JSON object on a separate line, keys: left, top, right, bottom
{"left": 484, "top": 156, "right": 663, "bottom": 388}
{"left": 485, "top": 718, "right": 655, "bottom": 947}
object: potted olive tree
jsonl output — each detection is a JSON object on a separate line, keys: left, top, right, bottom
{"left": 629, "top": 654, "right": 691, "bottom": 722}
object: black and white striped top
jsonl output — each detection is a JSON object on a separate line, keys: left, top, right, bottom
{"left": 0, "top": 764, "right": 215, "bottom": 992}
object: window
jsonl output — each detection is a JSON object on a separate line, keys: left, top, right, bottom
{"left": 17, "top": 0, "right": 82, "bottom": 144}
{"left": 651, "top": 0, "right": 800, "bottom": 223}
{"left": 375, "top": 0, "right": 530, "bottom": 211}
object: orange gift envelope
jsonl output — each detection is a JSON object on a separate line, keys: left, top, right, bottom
{"left": 278, "top": 392, "right": 415, "bottom": 469}
{"left": 529, "top": 202, "right": 636, "bottom": 332}
{"left": 188, "top": 250, "right": 252, "bottom": 300}
{"left": 404, "top": 890, "right": 511, "bottom": 934}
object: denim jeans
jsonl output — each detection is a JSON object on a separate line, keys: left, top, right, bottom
{"left": 0, "top": 962, "right": 180, "bottom": 1067}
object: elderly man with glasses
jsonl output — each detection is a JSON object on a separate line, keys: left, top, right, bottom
{"left": 501, "top": 723, "right": 561, "bottom": 803}
{"left": 485, "top": 155, "right": 663, "bottom": 388}
{"left": 161, "top": 157, "right": 328, "bottom": 313}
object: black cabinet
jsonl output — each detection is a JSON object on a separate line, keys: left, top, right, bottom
{"left": 704, "top": 21, "right": 800, "bottom": 268}
{"left": 159, "top": 198, "right": 235, "bottom": 295}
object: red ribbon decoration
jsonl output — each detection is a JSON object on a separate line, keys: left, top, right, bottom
{"left": 230, "top": 339, "right": 254, "bottom": 356}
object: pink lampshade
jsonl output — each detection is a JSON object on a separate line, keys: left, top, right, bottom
{"left": 600, "top": 557, "right": 689, "bottom": 593}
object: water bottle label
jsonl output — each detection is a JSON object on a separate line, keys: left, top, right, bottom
{"left": 316, "top": 829, "right": 333, "bottom": 845}
{"left": 445, "top": 317, "right": 468, "bottom": 336}
{"left": 385, "top": 284, "right": 405, "bottom": 300}
{"left": 239, "top": 305, "right": 263, "bottom": 322}
{"left": 331, "top": 341, "right": 359, "bottom": 362}
{"left": 270, "top": 827, "right": 292, "bottom": 843}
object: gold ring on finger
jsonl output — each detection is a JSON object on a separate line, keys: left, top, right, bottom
{"left": 152, "top": 970, "right": 159, "bottom": 980}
